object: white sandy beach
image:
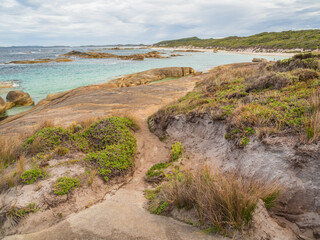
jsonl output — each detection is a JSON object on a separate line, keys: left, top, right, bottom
{"left": 152, "top": 46, "right": 295, "bottom": 57}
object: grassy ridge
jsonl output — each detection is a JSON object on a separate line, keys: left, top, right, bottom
{"left": 149, "top": 53, "right": 320, "bottom": 147}
{"left": 155, "top": 30, "right": 320, "bottom": 50}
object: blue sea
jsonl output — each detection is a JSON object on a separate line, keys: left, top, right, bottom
{"left": 0, "top": 46, "right": 287, "bottom": 115}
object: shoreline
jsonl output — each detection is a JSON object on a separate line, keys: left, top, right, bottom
{"left": 152, "top": 46, "right": 295, "bottom": 57}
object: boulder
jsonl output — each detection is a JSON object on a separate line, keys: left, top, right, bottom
{"left": 0, "top": 96, "right": 6, "bottom": 114}
{"left": 249, "top": 199, "right": 296, "bottom": 240}
{"left": 62, "top": 51, "right": 117, "bottom": 59}
{"left": 6, "top": 90, "right": 34, "bottom": 107}
{"left": 110, "top": 67, "right": 194, "bottom": 87}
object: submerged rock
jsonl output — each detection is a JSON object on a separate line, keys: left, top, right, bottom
{"left": 6, "top": 90, "right": 34, "bottom": 107}
{"left": 63, "top": 50, "right": 166, "bottom": 61}
{"left": 8, "top": 58, "right": 73, "bottom": 64}
{"left": 62, "top": 50, "right": 117, "bottom": 58}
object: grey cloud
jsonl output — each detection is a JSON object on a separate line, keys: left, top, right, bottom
{"left": 0, "top": 0, "right": 319, "bottom": 46}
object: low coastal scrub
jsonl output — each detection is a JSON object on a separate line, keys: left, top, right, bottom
{"left": 147, "top": 166, "right": 280, "bottom": 235}
{"left": 53, "top": 176, "right": 80, "bottom": 195}
{"left": 0, "top": 116, "right": 137, "bottom": 193}
{"left": 155, "top": 29, "right": 320, "bottom": 50}
{"left": 149, "top": 53, "right": 320, "bottom": 146}
{"left": 22, "top": 117, "right": 137, "bottom": 182}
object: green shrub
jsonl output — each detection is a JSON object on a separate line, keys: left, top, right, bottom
{"left": 21, "top": 168, "right": 47, "bottom": 184}
{"left": 53, "top": 176, "right": 80, "bottom": 195}
{"left": 83, "top": 117, "right": 136, "bottom": 151}
{"left": 85, "top": 144, "right": 135, "bottom": 181}
{"left": 84, "top": 117, "right": 137, "bottom": 181}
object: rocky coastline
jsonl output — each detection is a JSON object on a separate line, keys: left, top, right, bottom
{"left": 0, "top": 59, "right": 319, "bottom": 239}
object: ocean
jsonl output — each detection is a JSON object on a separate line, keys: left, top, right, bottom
{"left": 0, "top": 46, "right": 286, "bottom": 116}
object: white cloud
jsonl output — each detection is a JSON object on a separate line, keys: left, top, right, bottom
{"left": 0, "top": 0, "right": 319, "bottom": 46}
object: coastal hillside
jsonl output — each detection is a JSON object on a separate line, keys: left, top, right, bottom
{"left": 155, "top": 29, "right": 320, "bottom": 50}
{"left": 148, "top": 53, "right": 320, "bottom": 239}
{"left": 1, "top": 61, "right": 319, "bottom": 239}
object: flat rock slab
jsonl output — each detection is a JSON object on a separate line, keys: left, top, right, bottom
{"left": 0, "top": 75, "right": 199, "bottom": 137}
{"left": 4, "top": 188, "right": 225, "bottom": 240}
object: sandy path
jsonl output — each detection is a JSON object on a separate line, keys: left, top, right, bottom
{"left": 2, "top": 75, "right": 226, "bottom": 240}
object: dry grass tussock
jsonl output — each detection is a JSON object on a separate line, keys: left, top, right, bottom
{"left": 67, "top": 112, "right": 140, "bottom": 132}
{"left": 305, "top": 90, "right": 320, "bottom": 142}
{"left": 0, "top": 119, "right": 54, "bottom": 190}
{"left": 0, "top": 135, "right": 24, "bottom": 169}
{"left": 152, "top": 166, "right": 280, "bottom": 234}
{"left": 67, "top": 115, "right": 107, "bottom": 132}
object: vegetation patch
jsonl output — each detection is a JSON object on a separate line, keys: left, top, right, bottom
{"left": 146, "top": 142, "right": 184, "bottom": 182}
{"left": 170, "top": 142, "right": 184, "bottom": 161}
{"left": 84, "top": 117, "right": 137, "bottom": 181}
{"left": 146, "top": 162, "right": 171, "bottom": 180}
{"left": 155, "top": 30, "right": 320, "bottom": 50}
{"left": 149, "top": 53, "right": 320, "bottom": 146}
{"left": 19, "top": 117, "right": 137, "bottom": 183}
{"left": 146, "top": 166, "right": 280, "bottom": 235}
{"left": 21, "top": 167, "right": 48, "bottom": 184}
{"left": 81, "top": 117, "right": 137, "bottom": 151}
{"left": 53, "top": 176, "right": 80, "bottom": 195}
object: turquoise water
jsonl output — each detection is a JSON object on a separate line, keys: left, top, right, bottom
{"left": 0, "top": 47, "right": 287, "bottom": 115}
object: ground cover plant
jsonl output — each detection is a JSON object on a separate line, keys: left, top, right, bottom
{"left": 149, "top": 53, "right": 320, "bottom": 146}
{"left": 53, "top": 176, "right": 80, "bottom": 195}
{"left": 146, "top": 142, "right": 184, "bottom": 182}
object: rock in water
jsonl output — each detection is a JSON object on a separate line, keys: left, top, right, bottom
{"left": 252, "top": 58, "right": 267, "bottom": 62}
{"left": 0, "top": 96, "right": 6, "bottom": 114}
{"left": 6, "top": 90, "right": 34, "bottom": 107}
{"left": 110, "top": 67, "right": 194, "bottom": 87}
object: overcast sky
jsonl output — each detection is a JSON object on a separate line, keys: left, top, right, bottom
{"left": 0, "top": 0, "right": 319, "bottom": 46}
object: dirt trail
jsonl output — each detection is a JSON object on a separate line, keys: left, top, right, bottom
{"left": 2, "top": 75, "right": 226, "bottom": 240}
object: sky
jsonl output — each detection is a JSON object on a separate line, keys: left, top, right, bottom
{"left": 0, "top": 0, "right": 319, "bottom": 46}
